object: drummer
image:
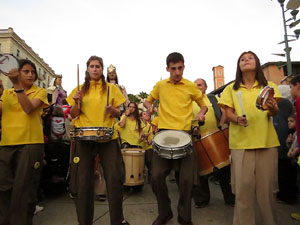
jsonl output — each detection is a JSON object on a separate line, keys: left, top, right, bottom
{"left": 66, "top": 55, "right": 130, "bottom": 225}
{"left": 118, "top": 102, "right": 143, "bottom": 148}
{"left": 218, "top": 51, "right": 281, "bottom": 225}
{"left": 144, "top": 52, "right": 207, "bottom": 225}
{"left": 192, "top": 78, "right": 235, "bottom": 208}
{"left": 0, "top": 59, "right": 48, "bottom": 224}
{"left": 140, "top": 111, "right": 154, "bottom": 182}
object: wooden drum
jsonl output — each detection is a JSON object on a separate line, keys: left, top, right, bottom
{"left": 194, "top": 125, "right": 230, "bottom": 176}
{"left": 121, "top": 148, "right": 145, "bottom": 186}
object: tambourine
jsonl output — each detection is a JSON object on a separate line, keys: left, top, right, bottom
{"left": 0, "top": 54, "right": 19, "bottom": 76}
{"left": 256, "top": 86, "right": 274, "bottom": 111}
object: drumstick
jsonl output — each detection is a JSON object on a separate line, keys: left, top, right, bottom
{"left": 77, "top": 64, "right": 81, "bottom": 110}
{"left": 235, "top": 91, "right": 246, "bottom": 117}
{"left": 107, "top": 86, "right": 110, "bottom": 106}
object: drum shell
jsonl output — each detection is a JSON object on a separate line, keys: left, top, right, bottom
{"left": 121, "top": 148, "right": 145, "bottom": 186}
{"left": 195, "top": 126, "right": 230, "bottom": 176}
{"left": 70, "top": 127, "right": 113, "bottom": 142}
{"left": 152, "top": 130, "right": 192, "bottom": 159}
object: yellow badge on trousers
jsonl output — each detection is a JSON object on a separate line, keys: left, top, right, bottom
{"left": 73, "top": 157, "right": 80, "bottom": 164}
{"left": 34, "top": 162, "right": 40, "bottom": 169}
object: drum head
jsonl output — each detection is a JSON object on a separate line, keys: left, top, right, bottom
{"left": 0, "top": 54, "right": 19, "bottom": 75}
{"left": 154, "top": 130, "right": 191, "bottom": 148}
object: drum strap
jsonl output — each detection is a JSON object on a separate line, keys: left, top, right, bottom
{"left": 207, "top": 94, "right": 222, "bottom": 123}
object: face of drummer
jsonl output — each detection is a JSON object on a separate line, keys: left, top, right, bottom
{"left": 128, "top": 103, "right": 136, "bottom": 114}
{"left": 141, "top": 111, "right": 150, "bottom": 122}
{"left": 194, "top": 79, "right": 207, "bottom": 94}
{"left": 87, "top": 60, "right": 103, "bottom": 81}
{"left": 55, "top": 77, "right": 62, "bottom": 86}
{"left": 167, "top": 61, "right": 185, "bottom": 84}
{"left": 19, "top": 64, "right": 37, "bottom": 88}
{"left": 239, "top": 53, "right": 256, "bottom": 73}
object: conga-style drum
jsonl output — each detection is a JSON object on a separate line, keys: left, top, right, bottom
{"left": 121, "top": 148, "right": 145, "bottom": 186}
{"left": 194, "top": 125, "right": 230, "bottom": 176}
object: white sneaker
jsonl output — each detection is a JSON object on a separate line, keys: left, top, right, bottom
{"left": 34, "top": 205, "right": 44, "bottom": 215}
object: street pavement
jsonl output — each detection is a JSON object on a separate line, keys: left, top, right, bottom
{"left": 34, "top": 179, "right": 300, "bottom": 225}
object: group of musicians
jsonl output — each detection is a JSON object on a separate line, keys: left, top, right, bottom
{"left": 0, "top": 51, "right": 282, "bottom": 225}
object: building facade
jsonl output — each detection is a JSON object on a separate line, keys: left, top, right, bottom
{"left": 212, "top": 65, "right": 225, "bottom": 90}
{"left": 0, "top": 27, "right": 57, "bottom": 89}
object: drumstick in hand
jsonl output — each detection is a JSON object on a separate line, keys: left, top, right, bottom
{"left": 77, "top": 64, "right": 81, "bottom": 110}
{"left": 107, "top": 86, "right": 110, "bottom": 106}
{"left": 235, "top": 91, "right": 246, "bottom": 117}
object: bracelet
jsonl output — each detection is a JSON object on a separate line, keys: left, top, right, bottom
{"left": 14, "top": 88, "right": 24, "bottom": 93}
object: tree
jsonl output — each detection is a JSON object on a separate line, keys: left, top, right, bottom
{"left": 138, "top": 91, "right": 149, "bottom": 100}
{"left": 128, "top": 93, "right": 141, "bottom": 103}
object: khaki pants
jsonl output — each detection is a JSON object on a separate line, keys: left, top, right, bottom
{"left": 70, "top": 139, "right": 125, "bottom": 225}
{"left": 151, "top": 149, "right": 194, "bottom": 223}
{"left": 231, "top": 148, "right": 278, "bottom": 225}
{"left": 0, "top": 144, "right": 44, "bottom": 225}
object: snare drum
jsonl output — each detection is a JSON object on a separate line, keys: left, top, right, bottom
{"left": 121, "top": 148, "right": 145, "bottom": 186}
{"left": 194, "top": 125, "right": 230, "bottom": 176}
{"left": 70, "top": 127, "right": 113, "bottom": 142}
{"left": 0, "top": 54, "right": 19, "bottom": 75}
{"left": 152, "top": 130, "right": 192, "bottom": 159}
{"left": 256, "top": 86, "right": 274, "bottom": 111}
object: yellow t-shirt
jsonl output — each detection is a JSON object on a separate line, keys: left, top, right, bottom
{"left": 0, "top": 86, "right": 48, "bottom": 146}
{"left": 147, "top": 78, "right": 206, "bottom": 131}
{"left": 151, "top": 116, "right": 158, "bottom": 127}
{"left": 66, "top": 81, "right": 126, "bottom": 140}
{"left": 141, "top": 122, "right": 153, "bottom": 150}
{"left": 117, "top": 115, "right": 143, "bottom": 146}
{"left": 218, "top": 81, "right": 281, "bottom": 149}
{"left": 192, "top": 95, "right": 218, "bottom": 134}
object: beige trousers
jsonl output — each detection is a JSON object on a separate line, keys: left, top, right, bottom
{"left": 231, "top": 148, "right": 278, "bottom": 225}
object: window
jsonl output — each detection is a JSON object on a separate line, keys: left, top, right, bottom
{"left": 16, "top": 49, "right": 20, "bottom": 58}
{"left": 218, "top": 81, "right": 223, "bottom": 87}
{"left": 43, "top": 71, "right": 46, "bottom": 80}
{"left": 0, "top": 43, "right": 2, "bottom": 52}
{"left": 218, "top": 70, "right": 222, "bottom": 76}
{"left": 38, "top": 81, "right": 40, "bottom": 87}
{"left": 42, "top": 83, "right": 46, "bottom": 89}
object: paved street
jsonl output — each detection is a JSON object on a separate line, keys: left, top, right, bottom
{"left": 34, "top": 180, "right": 300, "bottom": 225}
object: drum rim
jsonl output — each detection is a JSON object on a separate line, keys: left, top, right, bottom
{"left": 153, "top": 129, "right": 191, "bottom": 147}
{"left": 0, "top": 54, "right": 19, "bottom": 74}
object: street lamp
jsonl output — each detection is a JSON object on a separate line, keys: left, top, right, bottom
{"left": 275, "top": 0, "right": 300, "bottom": 76}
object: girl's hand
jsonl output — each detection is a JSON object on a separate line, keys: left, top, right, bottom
{"left": 73, "top": 90, "right": 82, "bottom": 104}
{"left": 8, "top": 69, "right": 20, "bottom": 86}
{"left": 237, "top": 116, "right": 248, "bottom": 127}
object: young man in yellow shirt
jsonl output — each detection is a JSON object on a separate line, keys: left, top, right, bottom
{"left": 144, "top": 52, "right": 207, "bottom": 225}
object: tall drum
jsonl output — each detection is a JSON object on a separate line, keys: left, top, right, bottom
{"left": 121, "top": 148, "right": 145, "bottom": 186}
{"left": 194, "top": 125, "right": 230, "bottom": 176}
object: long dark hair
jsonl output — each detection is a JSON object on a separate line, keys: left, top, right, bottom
{"left": 233, "top": 51, "right": 268, "bottom": 90}
{"left": 81, "top": 56, "right": 107, "bottom": 95}
{"left": 18, "top": 59, "right": 38, "bottom": 81}
{"left": 128, "top": 102, "right": 142, "bottom": 132}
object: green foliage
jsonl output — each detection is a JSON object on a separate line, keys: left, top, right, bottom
{"left": 128, "top": 93, "right": 141, "bottom": 103}
{"left": 138, "top": 91, "right": 149, "bottom": 99}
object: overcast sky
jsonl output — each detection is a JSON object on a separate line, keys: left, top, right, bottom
{"left": 1, "top": 0, "right": 300, "bottom": 94}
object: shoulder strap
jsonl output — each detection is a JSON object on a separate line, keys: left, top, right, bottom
{"left": 207, "top": 94, "right": 222, "bottom": 123}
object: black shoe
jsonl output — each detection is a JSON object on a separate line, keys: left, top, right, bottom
{"left": 121, "top": 220, "right": 130, "bottom": 225}
{"left": 224, "top": 196, "right": 235, "bottom": 206}
{"left": 195, "top": 200, "right": 209, "bottom": 208}
{"left": 177, "top": 216, "right": 193, "bottom": 225}
{"left": 152, "top": 211, "right": 173, "bottom": 225}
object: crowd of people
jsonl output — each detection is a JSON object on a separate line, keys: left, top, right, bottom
{"left": 0, "top": 51, "right": 300, "bottom": 225}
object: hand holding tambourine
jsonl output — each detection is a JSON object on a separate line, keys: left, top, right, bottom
{"left": 256, "top": 86, "right": 275, "bottom": 111}
{"left": 0, "top": 54, "right": 19, "bottom": 76}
